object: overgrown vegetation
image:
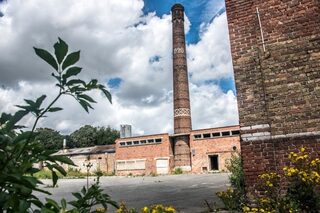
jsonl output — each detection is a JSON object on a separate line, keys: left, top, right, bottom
{"left": 173, "top": 167, "right": 183, "bottom": 175}
{"left": 0, "top": 38, "right": 118, "bottom": 212}
{"left": 243, "top": 147, "right": 320, "bottom": 212}
{"left": 116, "top": 203, "right": 176, "bottom": 213}
{"left": 215, "top": 152, "right": 245, "bottom": 211}
{"left": 216, "top": 148, "right": 320, "bottom": 212}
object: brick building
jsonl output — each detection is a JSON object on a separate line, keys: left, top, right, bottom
{"left": 54, "top": 144, "right": 116, "bottom": 174}
{"left": 225, "top": 0, "right": 320, "bottom": 194}
{"left": 115, "top": 126, "right": 240, "bottom": 175}
{"left": 114, "top": 4, "right": 240, "bottom": 176}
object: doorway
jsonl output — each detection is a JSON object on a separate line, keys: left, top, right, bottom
{"left": 209, "top": 155, "right": 219, "bottom": 171}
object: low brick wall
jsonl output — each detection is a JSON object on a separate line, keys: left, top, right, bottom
{"left": 242, "top": 135, "right": 320, "bottom": 197}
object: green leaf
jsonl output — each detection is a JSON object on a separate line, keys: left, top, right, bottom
{"left": 34, "top": 47, "right": 58, "bottom": 71}
{"left": 61, "top": 199, "right": 67, "bottom": 209}
{"left": 51, "top": 163, "right": 67, "bottom": 176}
{"left": 48, "top": 107, "right": 63, "bottom": 112}
{"left": 51, "top": 170, "right": 58, "bottom": 187}
{"left": 54, "top": 38, "right": 68, "bottom": 64}
{"left": 50, "top": 155, "right": 75, "bottom": 166}
{"left": 35, "top": 95, "right": 47, "bottom": 107}
{"left": 6, "top": 110, "right": 29, "bottom": 131}
{"left": 66, "top": 79, "right": 85, "bottom": 86}
{"left": 101, "top": 88, "right": 112, "bottom": 104}
{"left": 78, "top": 99, "right": 89, "bottom": 113}
{"left": 62, "top": 51, "right": 80, "bottom": 70}
{"left": 63, "top": 66, "right": 82, "bottom": 79}
{"left": 25, "top": 99, "right": 36, "bottom": 107}
{"left": 78, "top": 94, "right": 96, "bottom": 103}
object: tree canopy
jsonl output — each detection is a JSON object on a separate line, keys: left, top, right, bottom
{"left": 69, "top": 125, "right": 119, "bottom": 148}
{"left": 35, "top": 128, "right": 64, "bottom": 151}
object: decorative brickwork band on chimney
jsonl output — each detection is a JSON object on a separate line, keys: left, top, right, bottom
{"left": 171, "top": 3, "right": 192, "bottom": 134}
{"left": 171, "top": 4, "right": 191, "bottom": 171}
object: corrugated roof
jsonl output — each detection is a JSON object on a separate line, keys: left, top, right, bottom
{"left": 53, "top": 144, "right": 115, "bottom": 156}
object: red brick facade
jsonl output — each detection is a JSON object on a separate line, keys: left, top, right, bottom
{"left": 190, "top": 126, "right": 240, "bottom": 173}
{"left": 115, "top": 133, "right": 173, "bottom": 175}
{"left": 115, "top": 127, "right": 240, "bottom": 175}
{"left": 225, "top": 0, "right": 320, "bottom": 194}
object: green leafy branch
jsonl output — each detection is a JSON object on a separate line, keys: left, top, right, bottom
{"left": 0, "top": 38, "right": 115, "bottom": 212}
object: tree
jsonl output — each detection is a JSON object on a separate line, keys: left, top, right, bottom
{"left": 70, "top": 125, "right": 97, "bottom": 148}
{"left": 35, "top": 128, "right": 64, "bottom": 151}
{"left": 96, "top": 126, "right": 119, "bottom": 145}
{"left": 69, "top": 125, "right": 119, "bottom": 148}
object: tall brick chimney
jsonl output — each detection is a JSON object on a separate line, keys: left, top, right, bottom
{"left": 171, "top": 4, "right": 191, "bottom": 171}
{"left": 171, "top": 3, "right": 192, "bottom": 134}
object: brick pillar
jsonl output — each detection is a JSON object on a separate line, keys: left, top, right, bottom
{"left": 171, "top": 4, "right": 191, "bottom": 171}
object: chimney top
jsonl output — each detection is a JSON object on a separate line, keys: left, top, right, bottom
{"left": 171, "top": 4, "right": 184, "bottom": 12}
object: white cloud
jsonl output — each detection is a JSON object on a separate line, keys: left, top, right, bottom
{"left": 0, "top": 0, "right": 238, "bottom": 135}
{"left": 188, "top": 12, "right": 234, "bottom": 83}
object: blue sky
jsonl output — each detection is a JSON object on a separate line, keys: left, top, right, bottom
{"left": 143, "top": 0, "right": 225, "bottom": 44}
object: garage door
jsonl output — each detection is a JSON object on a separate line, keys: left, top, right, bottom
{"left": 156, "top": 159, "right": 169, "bottom": 175}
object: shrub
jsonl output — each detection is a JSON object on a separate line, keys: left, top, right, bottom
{"left": 215, "top": 151, "right": 245, "bottom": 211}
{"left": 116, "top": 203, "right": 176, "bottom": 213}
{"left": 173, "top": 167, "right": 183, "bottom": 175}
{"left": 243, "top": 147, "right": 320, "bottom": 212}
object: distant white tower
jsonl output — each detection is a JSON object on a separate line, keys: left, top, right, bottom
{"left": 120, "top": 124, "right": 132, "bottom": 138}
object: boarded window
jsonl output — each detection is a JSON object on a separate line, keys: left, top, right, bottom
{"left": 116, "top": 161, "right": 126, "bottom": 170}
{"left": 116, "top": 159, "right": 146, "bottom": 171}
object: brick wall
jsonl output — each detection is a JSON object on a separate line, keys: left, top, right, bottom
{"left": 61, "top": 153, "right": 115, "bottom": 174}
{"left": 115, "top": 133, "right": 172, "bottom": 175}
{"left": 225, "top": 0, "right": 320, "bottom": 194}
{"left": 190, "top": 126, "right": 240, "bottom": 173}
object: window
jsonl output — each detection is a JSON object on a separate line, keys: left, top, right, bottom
{"left": 147, "top": 139, "right": 154, "bottom": 143}
{"left": 221, "top": 131, "right": 230, "bottom": 136}
{"left": 120, "top": 142, "right": 126, "bottom": 146}
{"left": 155, "top": 138, "right": 162, "bottom": 143}
{"left": 194, "top": 134, "right": 202, "bottom": 139}
{"left": 231, "top": 130, "right": 240, "bottom": 135}
{"left": 126, "top": 141, "right": 132, "bottom": 146}
{"left": 116, "top": 159, "right": 146, "bottom": 171}
{"left": 203, "top": 133, "right": 211, "bottom": 138}
{"left": 133, "top": 141, "right": 139, "bottom": 145}
{"left": 212, "top": 132, "right": 221, "bottom": 137}
{"left": 116, "top": 161, "right": 126, "bottom": 170}
{"left": 140, "top": 140, "right": 146, "bottom": 144}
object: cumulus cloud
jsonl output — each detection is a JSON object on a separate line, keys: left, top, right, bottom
{"left": 188, "top": 12, "right": 234, "bottom": 83}
{"left": 0, "top": 0, "right": 238, "bottom": 135}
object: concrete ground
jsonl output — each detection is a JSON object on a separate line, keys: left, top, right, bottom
{"left": 37, "top": 173, "right": 229, "bottom": 213}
